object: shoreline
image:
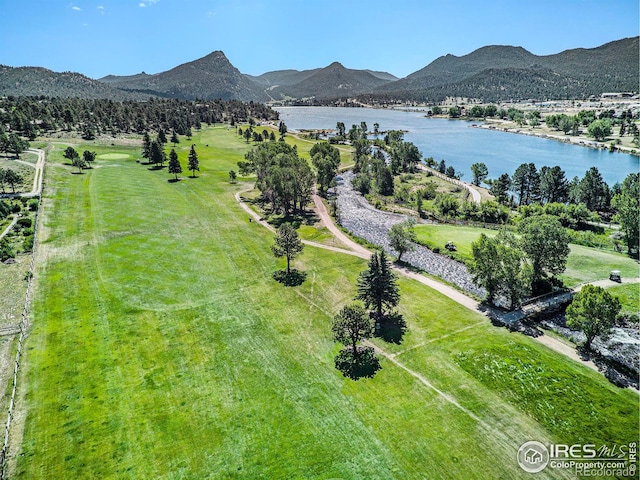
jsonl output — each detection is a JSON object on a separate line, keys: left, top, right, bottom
{"left": 471, "top": 121, "right": 640, "bottom": 157}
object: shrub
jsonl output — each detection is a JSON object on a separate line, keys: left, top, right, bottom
{"left": 17, "top": 217, "right": 32, "bottom": 229}
{"left": 23, "top": 235, "right": 34, "bottom": 252}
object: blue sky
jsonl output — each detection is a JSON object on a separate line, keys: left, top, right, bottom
{"left": 0, "top": 0, "right": 638, "bottom": 79}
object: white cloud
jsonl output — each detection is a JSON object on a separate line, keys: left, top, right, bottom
{"left": 97, "top": 6, "right": 105, "bottom": 14}
{"left": 72, "top": 5, "right": 81, "bottom": 11}
{"left": 139, "top": 2, "right": 146, "bottom": 6}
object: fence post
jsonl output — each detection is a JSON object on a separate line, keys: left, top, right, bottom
{"left": 0, "top": 150, "right": 44, "bottom": 479}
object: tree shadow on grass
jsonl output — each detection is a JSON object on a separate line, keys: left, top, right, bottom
{"left": 374, "top": 312, "right": 407, "bottom": 344}
{"left": 272, "top": 268, "right": 307, "bottom": 287}
{"left": 268, "top": 210, "right": 320, "bottom": 229}
{"left": 168, "top": 178, "right": 181, "bottom": 183}
{"left": 148, "top": 165, "right": 165, "bottom": 171}
{"left": 334, "top": 346, "right": 381, "bottom": 380}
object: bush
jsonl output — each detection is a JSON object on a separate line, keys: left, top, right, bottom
{"left": 23, "top": 235, "right": 34, "bottom": 252}
{"left": 17, "top": 217, "right": 32, "bottom": 229}
{"left": 28, "top": 199, "right": 39, "bottom": 211}
{"left": 0, "top": 238, "right": 15, "bottom": 262}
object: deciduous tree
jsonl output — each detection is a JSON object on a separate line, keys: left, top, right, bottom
{"left": 566, "top": 284, "right": 620, "bottom": 350}
{"left": 63, "top": 146, "right": 79, "bottom": 164}
{"left": 82, "top": 150, "right": 96, "bottom": 166}
{"left": 587, "top": 119, "right": 612, "bottom": 141}
{"left": 310, "top": 142, "right": 340, "bottom": 195}
{"left": 332, "top": 303, "right": 373, "bottom": 360}
{"left": 388, "top": 219, "right": 416, "bottom": 262}
{"left": 519, "top": 214, "right": 570, "bottom": 290}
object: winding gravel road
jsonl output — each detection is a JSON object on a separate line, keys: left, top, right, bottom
{"left": 335, "top": 171, "right": 486, "bottom": 298}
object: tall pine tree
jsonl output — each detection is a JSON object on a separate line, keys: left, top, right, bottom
{"left": 356, "top": 250, "right": 400, "bottom": 320}
{"left": 188, "top": 144, "right": 200, "bottom": 177}
{"left": 168, "top": 148, "right": 182, "bottom": 180}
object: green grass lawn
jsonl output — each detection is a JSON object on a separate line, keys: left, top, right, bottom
{"left": 413, "top": 223, "right": 640, "bottom": 287}
{"left": 12, "top": 127, "right": 638, "bottom": 479}
{"left": 561, "top": 244, "right": 640, "bottom": 287}
{"left": 0, "top": 154, "right": 37, "bottom": 193}
{"left": 414, "top": 223, "right": 501, "bottom": 262}
{"left": 606, "top": 283, "right": 640, "bottom": 314}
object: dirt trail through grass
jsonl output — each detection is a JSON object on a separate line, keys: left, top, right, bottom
{"left": 236, "top": 189, "right": 612, "bottom": 379}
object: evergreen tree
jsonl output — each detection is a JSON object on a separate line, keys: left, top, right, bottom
{"left": 142, "top": 131, "right": 152, "bottom": 162}
{"left": 149, "top": 140, "right": 166, "bottom": 167}
{"left": 470, "top": 162, "right": 488, "bottom": 186}
{"left": 539, "top": 165, "right": 569, "bottom": 204}
{"left": 574, "top": 167, "right": 610, "bottom": 211}
{"left": 356, "top": 250, "right": 400, "bottom": 319}
{"left": 490, "top": 173, "right": 512, "bottom": 205}
{"left": 278, "top": 121, "right": 287, "bottom": 140}
{"left": 168, "top": 148, "right": 182, "bottom": 180}
{"left": 611, "top": 173, "right": 639, "bottom": 255}
{"left": 188, "top": 144, "right": 199, "bottom": 177}
{"left": 271, "top": 223, "right": 304, "bottom": 274}
{"left": 157, "top": 128, "right": 167, "bottom": 145}
{"left": 170, "top": 130, "right": 179, "bottom": 146}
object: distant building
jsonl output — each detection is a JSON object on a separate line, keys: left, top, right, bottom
{"left": 601, "top": 92, "right": 635, "bottom": 99}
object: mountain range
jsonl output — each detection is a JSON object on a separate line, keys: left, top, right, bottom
{"left": 0, "top": 37, "right": 637, "bottom": 103}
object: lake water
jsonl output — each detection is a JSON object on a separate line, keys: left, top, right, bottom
{"left": 274, "top": 106, "right": 639, "bottom": 186}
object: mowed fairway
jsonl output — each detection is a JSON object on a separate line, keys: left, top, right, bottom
{"left": 12, "top": 127, "right": 638, "bottom": 479}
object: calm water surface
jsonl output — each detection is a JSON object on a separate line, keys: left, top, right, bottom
{"left": 275, "top": 106, "right": 639, "bottom": 185}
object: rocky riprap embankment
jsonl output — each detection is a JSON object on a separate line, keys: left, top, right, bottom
{"left": 334, "top": 171, "right": 485, "bottom": 298}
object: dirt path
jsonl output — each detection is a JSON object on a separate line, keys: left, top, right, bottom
{"left": 0, "top": 216, "right": 18, "bottom": 241}
{"left": 236, "top": 189, "right": 615, "bottom": 377}
{"left": 419, "top": 165, "right": 482, "bottom": 204}
{"left": 533, "top": 334, "right": 598, "bottom": 372}
{"left": 312, "top": 194, "right": 370, "bottom": 257}
{"left": 0, "top": 149, "right": 45, "bottom": 199}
